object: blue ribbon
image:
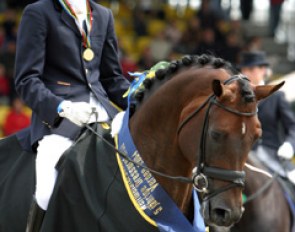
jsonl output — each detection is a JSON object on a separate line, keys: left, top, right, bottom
{"left": 127, "top": 72, "right": 147, "bottom": 106}
{"left": 117, "top": 110, "right": 206, "bottom": 232}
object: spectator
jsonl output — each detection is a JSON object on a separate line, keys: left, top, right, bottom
{"left": 164, "top": 19, "right": 182, "bottom": 46}
{"left": 197, "top": 0, "right": 221, "bottom": 30}
{"left": 238, "top": 51, "right": 295, "bottom": 184}
{"left": 3, "top": 97, "right": 30, "bottom": 136}
{"left": 0, "top": 39, "right": 17, "bottom": 102}
{"left": 220, "top": 30, "right": 242, "bottom": 65}
{"left": 240, "top": 0, "right": 253, "bottom": 20}
{"left": 269, "top": 0, "right": 285, "bottom": 37}
{"left": 1, "top": 8, "right": 17, "bottom": 41}
{"left": 0, "top": 63, "right": 10, "bottom": 104}
{"left": 194, "top": 27, "right": 221, "bottom": 57}
{"left": 150, "top": 31, "right": 172, "bottom": 62}
{"left": 0, "top": 39, "right": 16, "bottom": 78}
{"left": 229, "top": 19, "right": 247, "bottom": 44}
{"left": 243, "top": 36, "right": 263, "bottom": 52}
{"left": 174, "top": 17, "right": 201, "bottom": 54}
{"left": 0, "top": 26, "right": 6, "bottom": 49}
{"left": 196, "top": 0, "right": 226, "bottom": 49}
{"left": 137, "top": 46, "right": 156, "bottom": 71}
{"left": 133, "top": 9, "right": 148, "bottom": 37}
{"left": 119, "top": 52, "right": 138, "bottom": 81}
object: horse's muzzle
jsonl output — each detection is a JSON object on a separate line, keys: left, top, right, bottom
{"left": 201, "top": 200, "right": 243, "bottom": 227}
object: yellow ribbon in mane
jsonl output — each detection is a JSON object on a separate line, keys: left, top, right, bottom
{"left": 123, "top": 61, "right": 170, "bottom": 99}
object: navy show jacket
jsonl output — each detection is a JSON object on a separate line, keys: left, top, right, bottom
{"left": 14, "top": 0, "right": 130, "bottom": 147}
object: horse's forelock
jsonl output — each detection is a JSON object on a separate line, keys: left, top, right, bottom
{"left": 238, "top": 79, "right": 256, "bottom": 103}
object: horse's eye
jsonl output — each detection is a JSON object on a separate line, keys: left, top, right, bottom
{"left": 210, "top": 130, "right": 227, "bottom": 141}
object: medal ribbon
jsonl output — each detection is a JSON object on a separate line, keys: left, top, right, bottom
{"left": 116, "top": 110, "right": 206, "bottom": 232}
{"left": 58, "top": 0, "right": 92, "bottom": 48}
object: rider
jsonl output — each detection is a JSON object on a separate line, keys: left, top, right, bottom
{"left": 14, "top": 0, "right": 129, "bottom": 231}
{"left": 238, "top": 51, "right": 295, "bottom": 184}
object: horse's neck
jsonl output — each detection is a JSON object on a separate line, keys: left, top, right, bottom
{"left": 128, "top": 73, "right": 209, "bottom": 213}
{"left": 130, "top": 105, "right": 194, "bottom": 213}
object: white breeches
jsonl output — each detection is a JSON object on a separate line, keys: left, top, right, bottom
{"left": 35, "top": 95, "right": 109, "bottom": 210}
{"left": 35, "top": 134, "right": 73, "bottom": 210}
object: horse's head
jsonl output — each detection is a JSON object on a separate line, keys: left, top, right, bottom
{"left": 176, "top": 57, "right": 283, "bottom": 228}
{"left": 129, "top": 55, "right": 283, "bottom": 229}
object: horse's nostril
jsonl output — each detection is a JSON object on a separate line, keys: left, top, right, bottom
{"left": 212, "top": 208, "right": 231, "bottom": 226}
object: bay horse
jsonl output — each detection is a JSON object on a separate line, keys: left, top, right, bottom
{"left": 0, "top": 55, "right": 283, "bottom": 231}
{"left": 231, "top": 153, "right": 293, "bottom": 232}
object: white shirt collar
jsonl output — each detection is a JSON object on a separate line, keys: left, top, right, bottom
{"left": 67, "top": 0, "right": 87, "bottom": 15}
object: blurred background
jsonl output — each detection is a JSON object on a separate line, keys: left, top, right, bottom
{"left": 0, "top": 0, "right": 294, "bottom": 137}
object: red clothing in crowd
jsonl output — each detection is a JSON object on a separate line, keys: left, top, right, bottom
{"left": 271, "top": 0, "right": 284, "bottom": 5}
{"left": 3, "top": 110, "right": 30, "bottom": 136}
{"left": 0, "top": 76, "right": 10, "bottom": 96}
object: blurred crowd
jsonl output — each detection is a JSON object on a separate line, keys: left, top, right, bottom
{"left": 0, "top": 7, "right": 31, "bottom": 137}
{"left": 0, "top": 0, "right": 292, "bottom": 137}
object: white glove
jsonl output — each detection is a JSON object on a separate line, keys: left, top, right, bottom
{"left": 58, "top": 101, "right": 96, "bottom": 127}
{"left": 277, "top": 142, "right": 294, "bottom": 160}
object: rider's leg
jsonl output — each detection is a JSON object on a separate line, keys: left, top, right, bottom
{"left": 26, "top": 134, "right": 73, "bottom": 232}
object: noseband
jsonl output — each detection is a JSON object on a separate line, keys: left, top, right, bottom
{"left": 177, "top": 75, "right": 257, "bottom": 201}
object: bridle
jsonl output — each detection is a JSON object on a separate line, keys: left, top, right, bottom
{"left": 85, "top": 75, "right": 257, "bottom": 201}
{"left": 177, "top": 75, "right": 257, "bottom": 200}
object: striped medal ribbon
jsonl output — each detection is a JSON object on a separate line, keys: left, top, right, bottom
{"left": 58, "top": 0, "right": 94, "bottom": 61}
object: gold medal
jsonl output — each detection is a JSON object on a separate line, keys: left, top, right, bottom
{"left": 83, "top": 48, "right": 94, "bottom": 61}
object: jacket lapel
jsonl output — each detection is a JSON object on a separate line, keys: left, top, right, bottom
{"left": 53, "top": 0, "right": 81, "bottom": 37}
{"left": 61, "top": 10, "right": 81, "bottom": 37}
{"left": 88, "top": 0, "right": 100, "bottom": 37}
{"left": 89, "top": 0, "right": 107, "bottom": 37}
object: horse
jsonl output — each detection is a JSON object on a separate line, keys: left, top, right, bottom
{"left": 0, "top": 55, "right": 283, "bottom": 231}
{"left": 231, "top": 152, "right": 293, "bottom": 232}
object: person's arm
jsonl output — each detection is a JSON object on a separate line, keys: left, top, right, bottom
{"left": 99, "top": 9, "right": 130, "bottom": 110}
{"left": 14, "top": 5, "right": 63, "bottom": 127}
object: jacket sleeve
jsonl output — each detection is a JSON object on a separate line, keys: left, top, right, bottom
{"left": 14, "top": 5, "right": 63, "bottom": 127}
{"left": 277, "top": 91, "right": 295, "bottom": 150}
{"left": 99, "top": 9, "right": 130, "bottom": 110}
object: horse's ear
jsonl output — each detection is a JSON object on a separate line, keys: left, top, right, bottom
{"left": 212, "top": 79, "right": 223, "bottom": 97}
{"left": 254, "top": 81, "right": 285, "bottom": 101}
{"left": 212, "top": 79, "right": 233, "bottom": 100}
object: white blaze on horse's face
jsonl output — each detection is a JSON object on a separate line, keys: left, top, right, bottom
{"left": 241, "top": 122, "right": 246, "bottom": 135}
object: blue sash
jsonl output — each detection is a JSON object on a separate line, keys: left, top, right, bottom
{"left": 116, "top": 110, "right": 206, "bottom": 232}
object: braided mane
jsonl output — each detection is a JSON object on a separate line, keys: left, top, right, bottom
{"left": 129, "top": 55, "right": 240, "bottom": 116}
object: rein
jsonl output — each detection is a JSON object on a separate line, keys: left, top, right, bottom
{"left": 85, "top": 123, "right": 195, "bottom": 184}
{"left": 85, "top": 75, "right": 257, "bottom": 201}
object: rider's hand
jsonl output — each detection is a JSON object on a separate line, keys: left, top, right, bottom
{"left": 58, "top": 101, "right": 96, "bottom": 127}
{"left": 277, "top": 142, "right": 294, "bottom": 160}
